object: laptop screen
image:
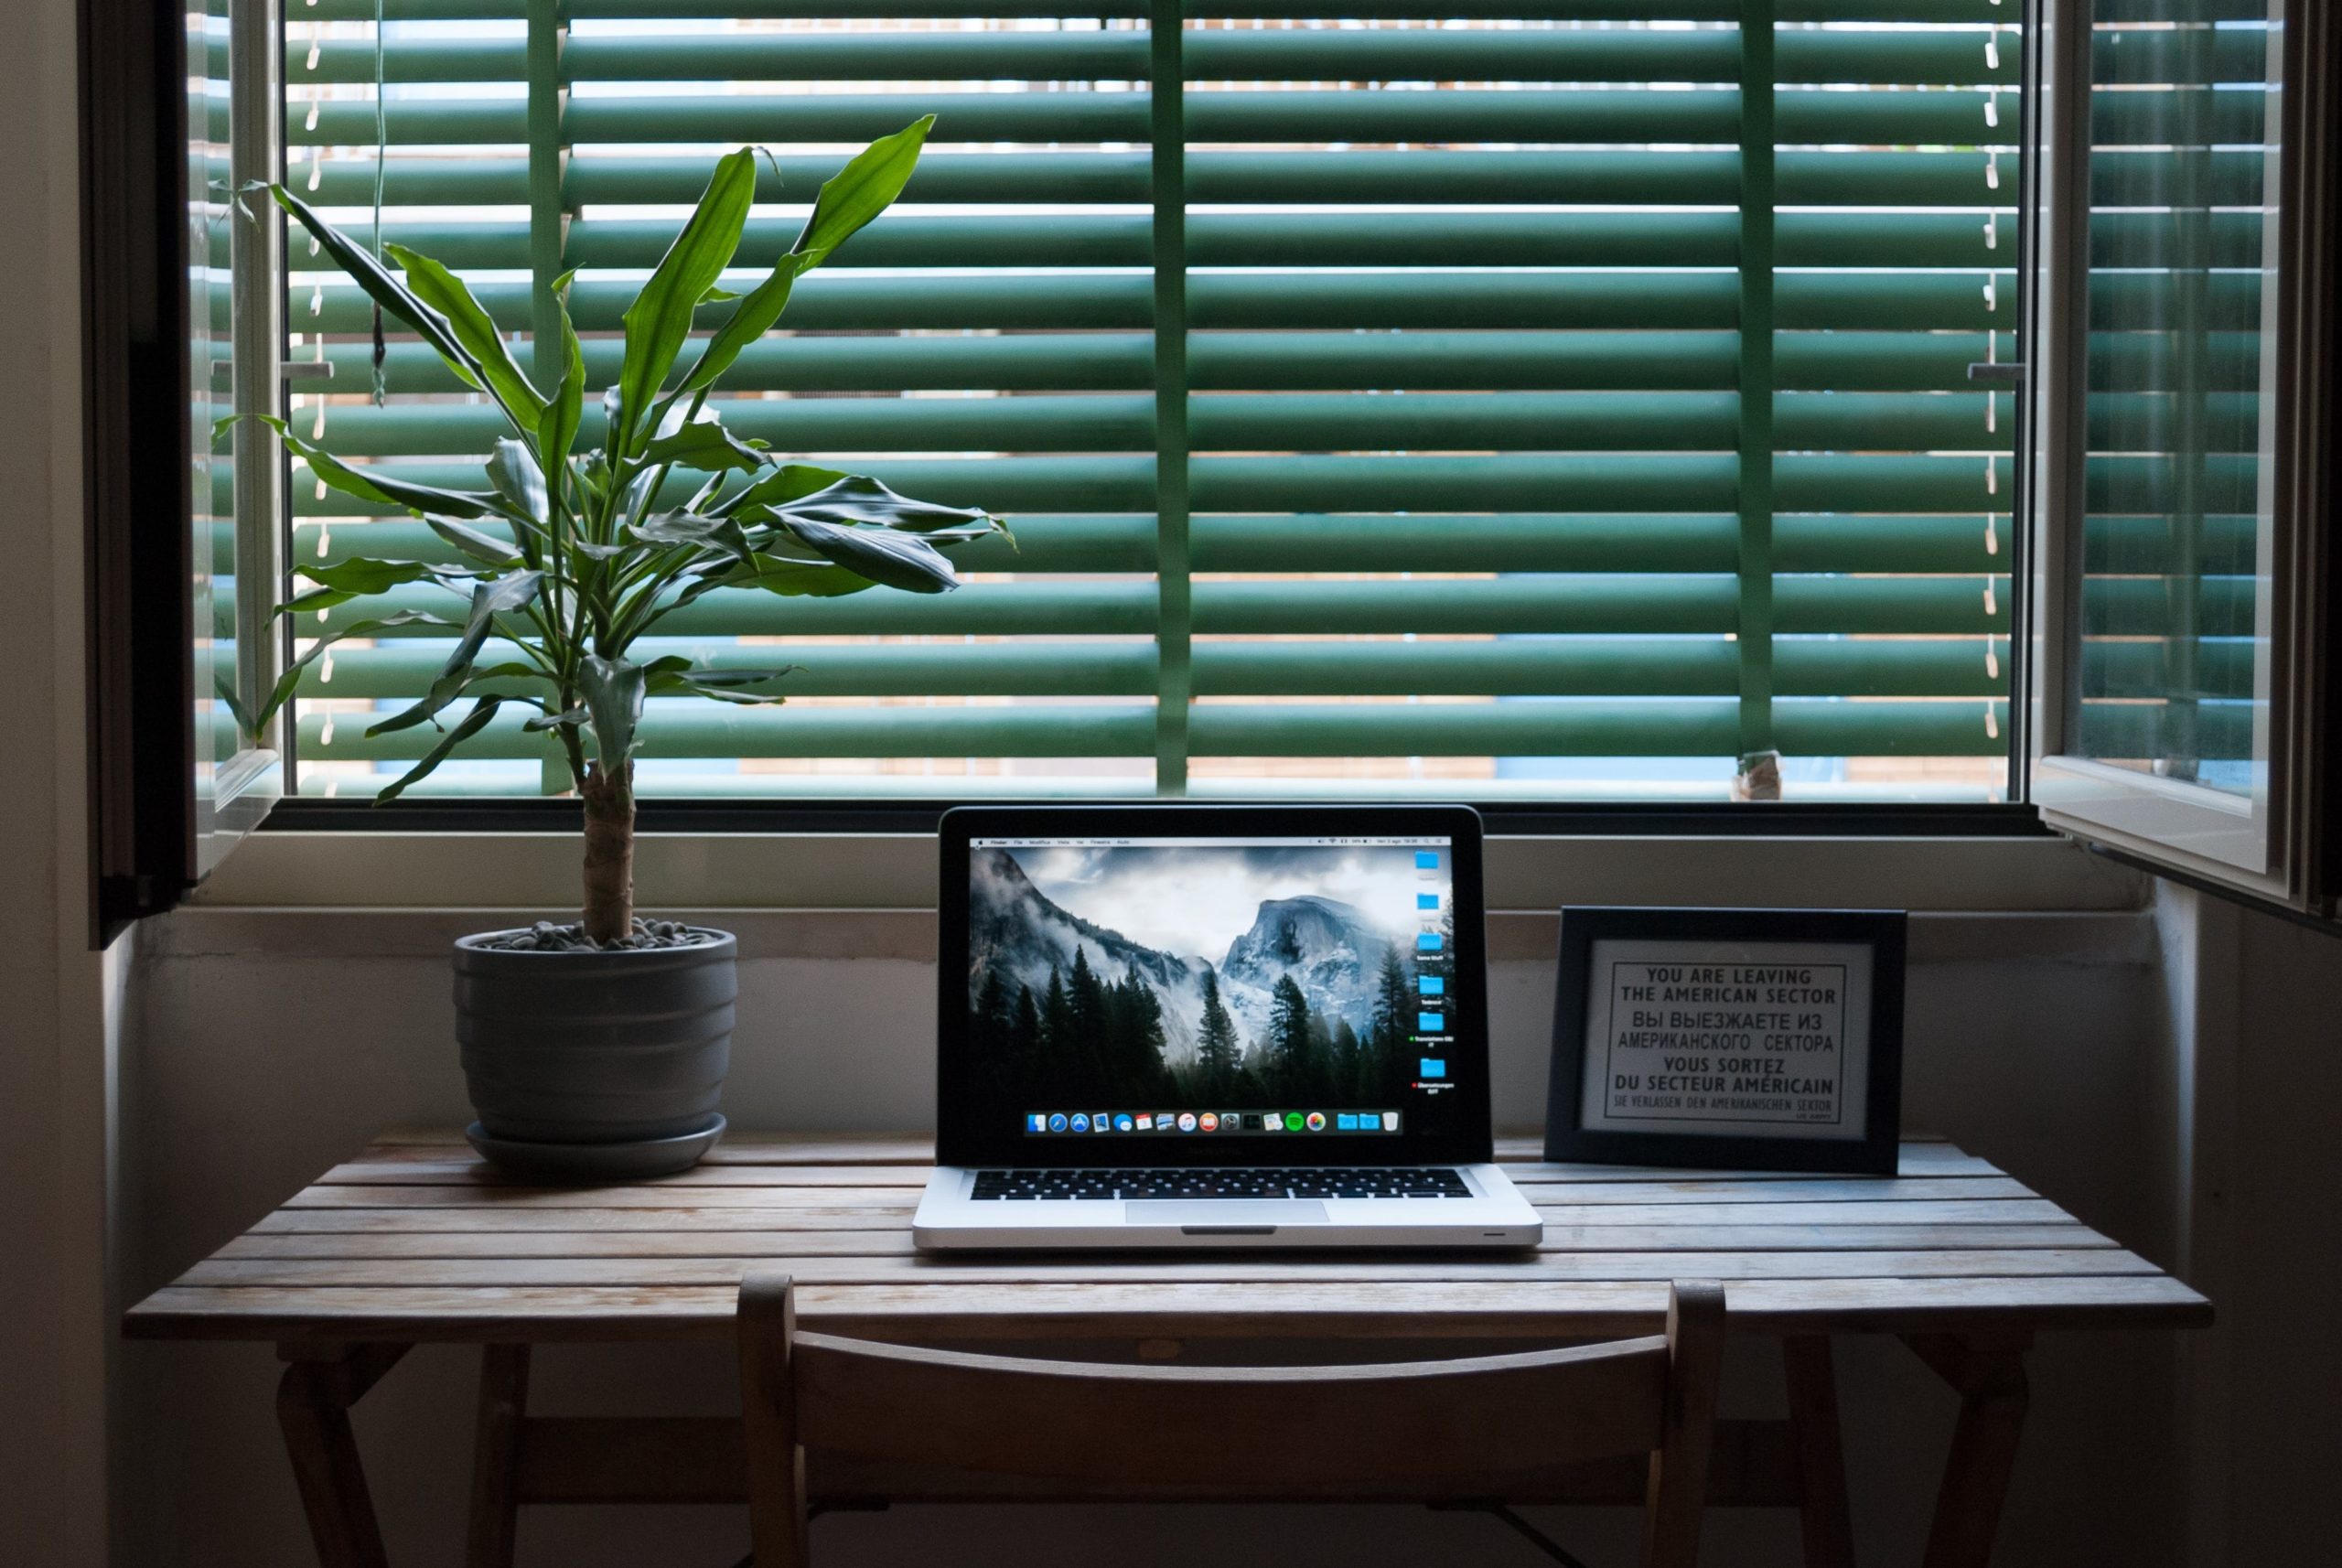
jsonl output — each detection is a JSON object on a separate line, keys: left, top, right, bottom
{"left": 960, "top": 830, "right": 1472, "bottom": 1154}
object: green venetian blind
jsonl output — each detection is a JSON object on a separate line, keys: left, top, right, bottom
{"left": 280, "top": 0, "right": 2019, "bottom": 800}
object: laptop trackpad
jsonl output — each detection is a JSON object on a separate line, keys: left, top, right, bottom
{"left": 1126, "top": 1199, "right": 1328, "bottom": 1227}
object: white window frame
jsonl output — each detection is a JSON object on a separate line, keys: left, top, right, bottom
{"left": 197, "top": 0, "right": 286, "bottom": 874}
{"left": 2025, "top": 0, "right": 2334, "bottom": 912}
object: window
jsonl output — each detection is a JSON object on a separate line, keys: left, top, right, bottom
{"left": 85, "top": 0, "right": 284, "bottom": 932}
{"left": 2026, "top": 0, "right": 2338, "bottom": 909}
{"left": 274, "top": 1, "right": 2022, "bottom": 804}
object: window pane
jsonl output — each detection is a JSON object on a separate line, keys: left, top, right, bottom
{"left": 193, "top": 0, "right": 236, "bottom": 779}
{"left": 2073, "top": 0, "right": 2275, "bottom": 796}
{"left": 280, "top": 3, "right": 2020, "bottom": 803}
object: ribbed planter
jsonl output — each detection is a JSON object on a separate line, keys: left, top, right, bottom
{"left": 453, "top": 928, "right": 737, "bottom": 1179}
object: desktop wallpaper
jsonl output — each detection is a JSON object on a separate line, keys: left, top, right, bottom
{"left": 966, "top": 842, "right": 1454, "bottom": 1113}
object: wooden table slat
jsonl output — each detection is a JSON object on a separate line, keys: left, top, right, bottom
{"left": 277, "top": 1191, "right": 2076, "bottom": 1230}
{"left": 123, "top": 1132, "right": 2210, "bottom": 1350}
{"left": 315, "top": 1153, "right": 2009, "bottom": 1186}
{"left": 125, "top": 1273, "right": 2215, "bottom": 1345}
{"left": 220, "top": 1220, "right": 2121, "bottom": 1259}
{"left": 176, "top": 1248, "right": 2164, "bottom": 1291}
{"left": 294, "top": 1173, "right": 2037, "bottom": 1209}
{"left": 360, "top": 1130, "right": 1958, "bottom": 1162}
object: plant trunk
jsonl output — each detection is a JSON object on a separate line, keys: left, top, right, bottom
{"left": 580, "top": 761, "right": 635, "bottom": 944}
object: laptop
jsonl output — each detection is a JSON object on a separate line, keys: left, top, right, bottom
{"left": 913, "top": 804, "right": 1543, "bottom": 1250}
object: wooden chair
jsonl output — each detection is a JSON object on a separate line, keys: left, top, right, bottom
{"left": 736, "top": 1272, "right": 1725, "bottom": 1568}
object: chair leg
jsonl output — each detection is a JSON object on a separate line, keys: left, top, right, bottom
{"left": 738, "top": 1273, "right": 807, "bottom": 1568}
{"left": 1783, "top": 1336, "right": 1857, "bottom": 1568}
{"left": 466, "top": 1344, "right": 532, "bottom": 1568}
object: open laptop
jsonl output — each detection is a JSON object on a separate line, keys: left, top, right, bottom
{"left": 914, "top": 804, "right": 1542, "bottom": 1250}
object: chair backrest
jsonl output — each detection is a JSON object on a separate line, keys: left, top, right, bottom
{"left": 736, "top": 1272, "right": 1724, "bottom": 1568}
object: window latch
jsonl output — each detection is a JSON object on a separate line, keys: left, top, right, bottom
{"left": 1966, "top": 361, "right": 2025, "bottom": 385}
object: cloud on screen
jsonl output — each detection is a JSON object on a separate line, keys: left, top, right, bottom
{"left": 1007, "top": 842, "right": 1438, "bottom": 962}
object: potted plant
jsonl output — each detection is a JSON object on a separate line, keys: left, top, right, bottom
{"left": 233, "top": 121, "right": 1004, "bottom": 1177}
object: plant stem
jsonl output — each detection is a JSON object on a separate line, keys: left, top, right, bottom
{"left": 579, "top": 760, "right": 634, "bottom": 942}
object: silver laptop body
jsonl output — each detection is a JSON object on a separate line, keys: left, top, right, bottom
{"left": 913, "top": 804, "right": 1542, "bottom": 1251}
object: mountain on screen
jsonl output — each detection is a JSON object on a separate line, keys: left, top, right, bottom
{"left": 966, "top": 846, "right": 1423, "bottom": 1106}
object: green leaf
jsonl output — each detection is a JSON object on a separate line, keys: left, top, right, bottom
{"left": 384, "top": 242, "right": 543, "bottom": 425}
{"left": 374, "top": 697, "right": 509, "bottom": 804}
{"left": 523, "top": 706, "right": 588, "bottom": 733}
{"left": 268, "top": 186, "right": 483, "bottom": 392}
{"left": 639, "top": 653, "right": 798, "bottom": 705}
{"left": 766, "top": 474, "right": 998, "bottom": 538}
{"left": 259, "top": 415, "right": 507, "bottom": 520}
{"left": 774, "top": 517, "right": 960, "bottom": 594}
{"left": 733, "top": 554, "right": 883, "bottom": 599}
{"left": 284, "top": 556, "right": 471, "bottom": 614}
{"left": 712, "top": 463, "right": 849, "bottom": 518}
{"left": 673, "top": 268, "right": 793, "bottom": 402}
{"left": 537, "top": 282, "right": 586, "bottom": 476}
{"left": 486, "top": 438, "right": 549, "bottom": 525}
{"left": 425, "top": 515, "right": 523, "bottom": 568}
{"left": 295, "top": 557, "right": 451, "bottom": 596}
{"left": 576, "top": 653, "right": 648, "bottom": 774}
{"left": 250, "top": 610, "right": 462, "bottom": 730}
{"left": 367, "top": 570, "right": 544, "bottom": 737}
{"left": 640, "top": 417, "right": 771, "bottom": 474}
{"left": 790, "top": 118, "right": 933, "bottom": 273}
{"left": 650, "top": 665, "right": 798, "bottom": 693}
{"left": 614, "top": 149, "right": 757, "bottom": 458}
{"left": 630, "top": 510, "right": 755, "bottom": 568}
{"left": 214, "top": 672, "right": 257, "bottom": 738}
{"left": 283, "top": 585, "right": 367, "bottom": 615}
{"left": 617, "top": 466, "right": 661, "bottom": 532}
{"left": 669, "top": 682, "right": 787, "bottom": 706}
{"left": 464, "top": 660, "right": 548, "bottom": 687}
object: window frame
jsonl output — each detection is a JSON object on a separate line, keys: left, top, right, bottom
{"left": 232, "top": 2, "right": 2331, "bottom": 918}
{"left": 2024, "top": 0, "right": 2339, "bottom": 916}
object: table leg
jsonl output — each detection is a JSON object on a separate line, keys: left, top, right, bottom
{"left": 275, "top": 1343, "right": 411, "bottom": 1568}
{"left": 467, "top": 1345, "right": 532, "bottom": 1568}
{"left": 1782, "top": 1335, "right": 1857, "bottom": 1568}
{"left": 1903, "top": 1332, "right": 2032, "bottom": 1568}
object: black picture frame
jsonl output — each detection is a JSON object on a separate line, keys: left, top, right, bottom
{"left": 1543, "top": 907, "right": 1907, "bottom": 1176}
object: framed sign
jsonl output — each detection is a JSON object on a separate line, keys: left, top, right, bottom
{"left": 1543, "top": 908, "right": 1907, "bottom": 1176}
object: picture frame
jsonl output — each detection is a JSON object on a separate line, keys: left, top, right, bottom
{"left": 1543, "top": 907, "right": 1907, "bottom": 1176}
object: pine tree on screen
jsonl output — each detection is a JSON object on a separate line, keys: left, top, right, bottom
{"left": 1196, "top": 967, "right": 1241, "bottom": 1097}
{"left": 1265, "top": 975, "right": 1322, "bottom": 1100}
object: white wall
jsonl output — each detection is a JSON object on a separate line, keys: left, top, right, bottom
{"left": 117, "top": 902, "right": 2200, "bottom": 1568}
{"left": 2150, "top": 886, "right": 2342, "bottom": 1565}
{"left": 0, "top": 3, "right": 119, "bottom": 1566}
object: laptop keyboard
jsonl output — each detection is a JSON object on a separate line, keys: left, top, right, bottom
{"left": 969, "top": 1167, "right": 1472, "bottom": 1201}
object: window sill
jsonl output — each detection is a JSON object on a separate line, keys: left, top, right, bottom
{"left": 187, "top": 829, "right": 2148, "bottom": 918}
{"left": 146, "top": 900, "right": 2160, "bottom": 969}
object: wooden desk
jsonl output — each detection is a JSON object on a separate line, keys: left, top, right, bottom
{"left": 124, "top": 1133, "right": 2208, "bottom": 1568}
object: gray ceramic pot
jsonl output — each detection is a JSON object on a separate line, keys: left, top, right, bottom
{"left": 453, "top": 928, "right": 736, "bottom": 1177}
